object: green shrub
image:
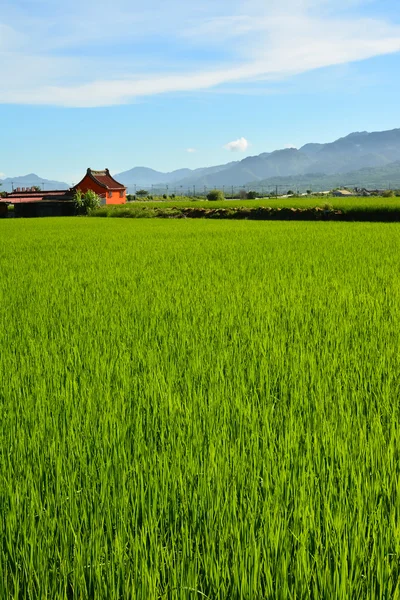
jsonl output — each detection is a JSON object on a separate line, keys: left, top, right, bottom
{"left": 207, "top": 189, "right": 225, "bottom": 201}
{"left": 74, "top": 189, "right": 102, "bottom": 215}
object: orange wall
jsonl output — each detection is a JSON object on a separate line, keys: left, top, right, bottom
{"left": 106, "top": 190, "right": 127, "bottom": 205}
{"left": 76, "top": 175, "right": 126, "bottom": 205}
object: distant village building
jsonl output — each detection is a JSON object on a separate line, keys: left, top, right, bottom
{"left": 332, "top": 189, "right": 354, "bottom": 197}
{"left": 74, "top": 169, "right": 126, "bottom": 205}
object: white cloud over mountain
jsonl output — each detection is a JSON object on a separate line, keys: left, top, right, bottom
{"left": 224, "top": 138, "right": 250, "bottom": 152}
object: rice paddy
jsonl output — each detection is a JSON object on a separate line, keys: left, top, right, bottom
{"left": 0, "top": 218, "right": 399, "bottom": 599}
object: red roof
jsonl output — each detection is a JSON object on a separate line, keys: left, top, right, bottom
{"left": 5, "top": 190, "right": 72, "bottom": 203}
{"left": 80, "top": 168, "right": 126, "bottom": 190}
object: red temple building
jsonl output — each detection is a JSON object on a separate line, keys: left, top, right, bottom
{"left": 74, "top": 168, "right": 127, "bottom": 205}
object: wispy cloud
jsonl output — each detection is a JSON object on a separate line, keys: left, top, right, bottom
{"left": 186, "top": 148, "right": 196, "bottom": 153}
{"left": 1, "top": 0, "right": 400, "bottom": 106}
{"left": 224, "top": 137, "right": 250, "bottom": 152}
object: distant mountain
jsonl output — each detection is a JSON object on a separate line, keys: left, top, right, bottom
{"left": 0, "top": 173, "right": 69, "bottom": 193}
{"left": 300, "top": 129, "right": 400, "bottom": 174}
{"left": 3, "top": 128, "right": 400, "bottom": 195}
{"left": 249, "top": 161, "right": 400, "bottom": 193}
{"left": 115, "top": 128, "right": 400, "bottom": 192}
{"left": 176, "top": 149, "right": 313, "bottom": 188}
{"left": 114, "top": 162, "right": 239, "bottom": 190}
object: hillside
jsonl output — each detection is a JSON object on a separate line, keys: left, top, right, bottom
{"left": 3, "top": 128, "right": 400, "bottom": 194}
{"left": 115, "top": 162, "right": 240, "bottom": 188}
{"left": 0, "top": 173, "right": 69, "bottom": 193}
{"left": 116, "top": 128, "right": 400, "bottom": 191}
{"left": 249, "top": 161, "right": 400, "bottom": 193}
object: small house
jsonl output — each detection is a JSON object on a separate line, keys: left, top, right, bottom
{"left": 74, "top": 168, "right": 126, "bottom": 205}
{"left": 332, "top": 189, "right": 354, "bottom": 197}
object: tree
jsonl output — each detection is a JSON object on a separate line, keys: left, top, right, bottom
{"left": 207, "top": 189, "right": 225, "bottom": 201}
{"left": 247, "top": 190, "right": 257, "bottom": 199}
{"left": 136, "top": 189, "right": 148, "bottom": 197}
{"left": 74, "top": 189, "right": 102, "bottom": 215}
{"left": 287, "top": 190, "right": 295, "bottom": 196}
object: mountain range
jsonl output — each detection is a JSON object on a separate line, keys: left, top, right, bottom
{"left": 114, "top": 128, "right": 400, "bottom": 191}
{"left": 0, "top": 173, "right": 69, "bottom": 193}
{"left": 2, "top": 128, "right": 400, "bottom": 194}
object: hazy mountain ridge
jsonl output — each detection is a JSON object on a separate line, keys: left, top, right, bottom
{"left": 249, "top": 161, "right": 400, "bottom": 193}
{"left": 0, "top": 173, "right": 70, "bottom": 193}
{"left": 115, "top": 128, "right": 400, "bottom": 191}
{"left": 115, "top": 161, "right": 240, "bottom": 188}
{"left": 2, "top": 128, "right": 400, "bottom": 194}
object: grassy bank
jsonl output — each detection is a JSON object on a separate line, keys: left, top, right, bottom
{"left": 92, "top": 196, "right": 400, "bottom": 221}
{"left": 1, "top": 218, "right": 400, "bottom": 598}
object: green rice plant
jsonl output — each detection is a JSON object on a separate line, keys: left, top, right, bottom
{"left": 0, "top": 218, "right": 399, "bottom": 599}
{"left": 92, "top": 196, "right": 400, "bottom": 220}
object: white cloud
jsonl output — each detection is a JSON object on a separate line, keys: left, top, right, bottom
{"left": 0, "top": 0, "right": 400, "bottom": 106}
{"left": 224, "top": 137, "right": 250, "bottom": 152}
{"left": 285, "top": 143, "right": 297, "bottom": 149}
{"left": 0, "top": 173, "right": 6, "bottom": 179}
{"left": 186, "top": 148, "right": 196, "bottom": 153}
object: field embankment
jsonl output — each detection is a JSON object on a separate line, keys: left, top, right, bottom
{"left": 0, "top": 218, "right": 400, "bottom": 598}
{"left": 93, "top": 196, "right": 400, "bottom": 221}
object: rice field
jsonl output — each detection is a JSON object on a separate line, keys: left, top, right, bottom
{"left": 93, "top": 196, "right": 400, "bottom": 221}
{"left": 120, "top": 195, "right": 400, "bottom": 211}
{"left": 0, "top": 218, "right": 399, "bottom": 599}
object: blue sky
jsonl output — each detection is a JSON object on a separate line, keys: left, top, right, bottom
{"left": 1, "top": 0, "right": 400, "bottom": 183}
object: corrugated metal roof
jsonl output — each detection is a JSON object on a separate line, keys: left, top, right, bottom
{"left": 6, "top": 190, "right": 72, "bottom": 203}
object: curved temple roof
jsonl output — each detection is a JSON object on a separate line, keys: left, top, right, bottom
{"left": 83, "top": 168, "right": 126, "bottom": 190}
